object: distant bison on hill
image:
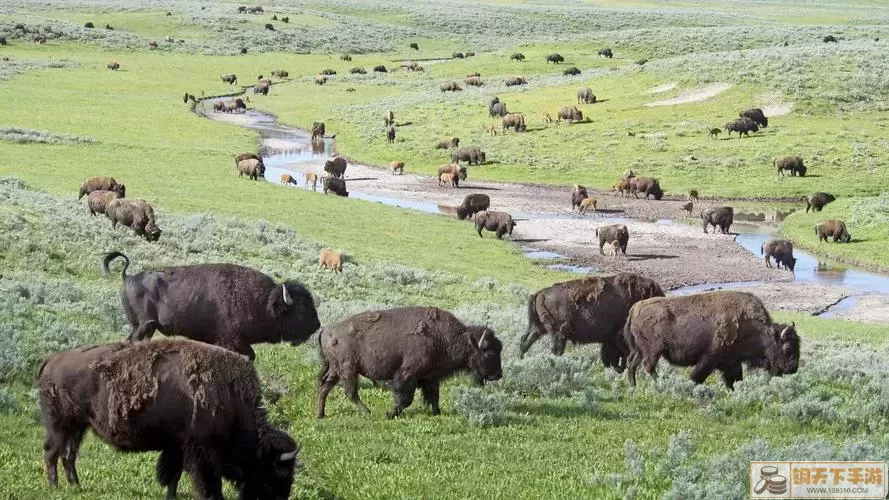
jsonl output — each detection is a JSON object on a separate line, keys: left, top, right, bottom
{"left": 510, "top": 53, "right": 525, "bottom": 61}
{"left": 221, "top": 73, "right": 237, "bottom": 84}
{"left": 598, "top": 48, "right": 613, "bottom": 58}
{"left": 409, "top": 42, "right": 419, "bottom": 50}
{"left": 451, "top": 147, "right": 486, "bottom": 165}
{"left": 504, "top": 76, "right": 527, "bottom": 86}
{"left": 563, "top": 66, "right": 581, "bottom": 76}
{"left": 350, "top": 67, "right": 366, "bottom": 74}
{"left": 546, "top": 53, "right": 564, "bottom": 64}
{"left": 577, "top": 87, "right": 596, "bottom": 104}
{"left": 373, "top": 65, "right": 387, "bottom": 73}
{"left": 107, "top": 62, "right": 119, "bottom": 70}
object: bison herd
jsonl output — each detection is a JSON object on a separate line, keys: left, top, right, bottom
{"left": 78, "top": 176, "right": 161, "bottom": 242}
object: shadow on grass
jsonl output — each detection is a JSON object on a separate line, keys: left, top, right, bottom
{"left": 395, "top": 121, "right": 413, "bottom": 127}
{"left": 510, "top": 401, "right": 618, "bottom": 420}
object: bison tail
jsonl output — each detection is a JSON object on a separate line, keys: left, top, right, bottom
{"left": 102, "top": 251, "right": 130, "bottom": 280}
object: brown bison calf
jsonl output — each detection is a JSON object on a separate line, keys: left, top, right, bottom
{"left": 390, "top": 161, "right": 405, "bottom": 175}
{"left": 319, "top": 250, "right": 342, "bottom": 272}
{"left": 596, "top": 224, "right": 628, "bottom": 256}
{"left": 304, "top": 172, "right": 318, "bottom": 190}
{"left": 681, "top": 202, "right": 693, "bottom": 217}
{"left": 578, "top": 197, "right": 597, "bottom": 214}
{"left": 612, "top": 179, "right": 632, "bottom": 198}
{"left": 317, "top": 307, "right": 503, "bottom": 418}
{"left": 816, "top": 220, "right": 851, "bottom": 243}
{"left": 475, "top": 211, "right": 516, "bottom": 239}
{"left": 280, "top": 174, "right": 297, "bottom": 186}
{"left": 761, "top": 239, "right": 797, "bottom": 270}
{"left": 78, "top": 176, "right": 125, "bottom": 200}
{"left": 105, "top": 199, "right": 161, "bottom": 242}
{"left": 439, "top": 172, "right": 456, "bottom": 187}
{"left": 38, "top": 339, "right": 299, "bottom": 499}
{"left": 86, "top": 190, "right": 122, "bottom": 216}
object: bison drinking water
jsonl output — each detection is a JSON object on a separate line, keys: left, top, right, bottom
{"left": 38, "top": 339, "right": 299, "bottom": 499}
{"left": 761, "top": 239, "right": 797, "bottom": 270}
{"left": 577, "top": 87, "right": 596, "bottom": 104}
{"left": 624, "top": 291, "right": 801, "bottom": 389}
{"left": 317, "top": 307, "right": 503, "bottom": 418}
{"left": 102, "top": 252, "right": 320, "bottom": 359}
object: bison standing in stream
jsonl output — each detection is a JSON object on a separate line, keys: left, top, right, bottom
{"left": 761, "top": 239, "right": 797, "bottom": 270}
{"left": 521, "top": 273, "right": 664, "bottom": 368}
{"left": 624, "top": 291, "right": 801, "bottom": 389}
{"left": 102, "top": 252, "right": 320, "bottom": 360}
{"left": 316, "top": 307, "right": 503, "bottom": 418}
{"left": 323, "top": 176, "right": 348, "bottom": 197}
{"left": 702, "top": 206, "right": 733, "bottom": 234}
{"left": 38, "top": 339, "right": 299, "bottom": 499}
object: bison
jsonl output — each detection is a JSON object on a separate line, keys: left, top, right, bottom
{"left": 631, "top": 176, "right": 663, "bottom": 200}
{"left": 311, "top": 122, "right": 325, "bottom": 141}
{"left": 724, "top": 117, "right": 759, "bottom": 138}
{"left": 558, "top": 105, "right": 583, "bottom": 124}
{"left": 465, "top": 76, "right": 483, "bottom": 87}
{"left": 373, "top": 65, "right": 388, "bottom": 73}
{"left": 386, "top": 126, "right": 396, "bottom": 143}
{"left": 490, "top": 100, "right": 508, "bottom": 117}
{"left": 440, "top": 82, "right": 462, "bottom": 92}
{"left": 451, "top": 147, "right": 486, "bottom": 165}
{"left": 510, "top": 53, "right": 525, "bottom": 61}
{"left": 740, "top": 108, "right": 768, "bottom": 128}
{"left": 221, "top": 73, "right": 237, "bottom": 84}
{"left": 390, "top": 161, "right": 405, "bottom": 175}
{"left": 107, "top": 62, "right": 119, "bottom": 71}
{"left": 350, "top": 67, "right": 366, "bottom": 74}
{"left": 521, "top": 273, "right": 664, "bottom": 368}
{"left": 707, "top": 127, "right": 721, "bottom": 139}
{"left": 702, "top": 206, "right": 733, "bottom": 234}
{"left": 504, "top": 76, "right": 527, "bottom": 87}
{"left": 409, "top": 42, "right": 419, "bottom": 50}
{"left": 314, "top": 75, "right": 327, "bottom": 85}
{"left": 578, "top": 197, "right": 597, "bottom": 214}
{"left": 502, "top": 113, "right": 526, "bottom": 132}
{"left": 435, "top": 137, "right": 460, "bottom": 149}
{"left": 596, "top": 224, "right": 629, "bottom": 256}
{"left": 319, "top": 250, "right": 342, "bottom": 272}
{"left": 546, "top": 53, "right": 564, "bottom": 64}
{"left": 324, "top": 157, "right": 347, "bottom": 178}
{"left": 323, "top": 176, "right": 348, "bottom": 197}
{"left": 563, "top": 66, "right": 581, "bottom": 76}
{"left": 271, "top": 69, "right": 289, "bottom": 78}
{"left": 475, "top": 211, "right": 515, "bottom": 239}
{"left": 78, "top": 176, "right": 125, "bottom": 200}
{"left": 254, "top": 81, "right": 270, "bottom": 95}
{"left": 280, "top": 174, "right": 297, "bottom": 186}
{"left": 340, "top": 54, "right": 352, "bottom": 61}
{"left": 598, "top": 48, "right": 613, "bottom": 58}
{"left": 86, "top": 190, "right": 122, "bottom": 216}
{"left": 304, "top": 172, "right": 318, "bottom": 190}
{"left": 103, "top": 251, "right": 319, "bottom": 358}
{"left": 776, "top": 155, "right": 806, "bottom": 176}
{"left": 438, "top": 163, "right": 467, "bottom": 184}
{"left": 612, "top": 179, "right": 632, "bottom": 198}
{"left": 761, "top": 239, "right": 797, "bottom": 271}
{"left": 816, "top": 220, "right": 851, "bottom": 243}
{"left": 235, "top": 152, "right": 261, "bottom": 166}
{"left": 823, "top": 35, "right": 838, "bottom": 43}
{"left": 317, "top": 307, "right": 502, "bottom": 418}
{"left": 681, "top": 202, "right": 693, "bottom": 217}
{"left": 105, "top": 200, "right": 162, "bottom": 242}
{"left": 320, "top": 69, "right": 336, "bottom": 76}
{"left": 624, "top": 291, "right": 800, "bottom": 389}
{"left": 687, "top": 189, "right": 699, "bottom": 202}
{"left": 577, "top": 87, "right": 596, "bottom": 104}
{"left": 456, "top": 193, "right": 490, "bottom": 220}
{"left": 37, "top": 339, "right": 299, "bottom": 499}
{"left": 452, "top": 52, "right": 464, "bottom": 59}
{"left": 238, "top": 158, "right": 264, "bottom": 180}
{"left": 806, "top": 192, "right": 835, "bottom": 213}
{"left": 383, "top": 109, "right": 395, "bottom": 127}
{"left": 571, "top": 184, "right": 589, "bottom": 210}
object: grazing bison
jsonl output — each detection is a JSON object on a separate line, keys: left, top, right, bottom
{"left": 103, "top": 251, "right": 318, "bottom": 357}
{"left": 504, "top": 76, "right": 527, "bottom": 86}
{"left": 373, "top": 65, "right": 388, "bottom": 73}
{"left": 304, "top": 172, "right": 318, "bottom": 190}
{"left": 317, "top": 307, "right": 503, "bottom": 418}
{"left": 221, "top": 73, "right": 237, "bottom": 84}
{"left": 724, "top": 117, "right": 759, "bottom": 138}
{"left": 440, "top": 82, "right": 462, "bottom": 92}
{"left": 247, "top": 5, "right": 264, "bottom": 13}
{"left": 624, "top": 291, "right": 800, "bottom": 389}
{"left": 546, "top": 53, "right": 564, "bottom": 64}
{"left": 578, "top": 197, "right": 597, "bottom": 214}
{"left": 502, "top": 113, "right": 526, "bottom": 132}
{"left": 265, "top": 23, "right": 274, "bottom": 31}
{"left": 226, "top": 98, "right": 248, "bottom": 112}
{"left": 390, "top": 161, "right": 405, "bottom": 175}
{"left": 452, "top": 52, "right": 464, "bottom": 59}
{"left": 438, "top": 163, "right": 467, "bottom": 184}
{"left": 465, "top": 76, "right": 483, "bottom": 87}
{"left": 383, "top": 109, "right": 395, "bottom": 126}
{"left": 409, "top": 42, "right": 419, "bottom": 50}
{"left": 571, "top": 184, "right": 589, "bottom": 210}
{"left": 466, "top": 72, "right": 480, "bottom": 78}
{"left": 521, "top": 273, "right": 664, "bottom": 366}
{"left": 465, "top": 52, "right": 475, "bottom": 57}
{"left": 271, "top": 69, "right": 289, "bottom": 78}
{"left": 235, "top": 152, "right": 261, "bottom": 166}
{"left": 456, "top": 193, "right": 490, "bottom": 220}
{"left": 311, "top": 122, "right": 325, "bottom": 141}
{"left": 386, "top": 126, "right": 396, "bottom": 143}
{"left": 84, "top": 22, "right": 94, "bottom": 28}
{"left": 78, "top": 177, "right": 125, "bottom": 200}
{"left": 823, "top": 35, "right": 838, "bottom": 43}
{"left": 238, "top": 158, "right": 264, "bottom": 180}
{"left": 323, "top": 176, "right": 348, "bottom": 197}
{"left": 319, "top": 250, "right": 342, "bottom": 272}
{"left": 324, "top": 157, "right": 347, "bottom": 178}
{"left": 558, "top": 105, "right": 583, "bottom": 124}
{"left": 320, "top": 69, "right": 336, "bottom": 76}
{"left": 687, "top": 189, "right": 699, "bottom": 202}
{"left": 806, "top": 192, "right": 835, "bottom": 212}
{"left": 596, "top": 224, "right": 629, "bottom": 256}
{"left": 510, "top": 53, "right": 525, "bottom": 61}
{"left": 541, "top": 112, "right": 553, "bottom": 124}
{"left": 350, "top": 67, "right": 366, "bottom": 74}
{"left": 490, "top": 100, "right": 508, "bottom": 118}
{"left": 776, "top": 155, "right": 806, "bottom": 176}
{"left": 314, "top": 75, "right": 327, "bottom": 85}
{"left": 86, "top": 190, "right": 122, "bottom": 216}
{"left": 563, "top": 66, "right": 581, "bottom": 76}
{"left": 340, "top": 54, "right": 352, "bottom": 61}
{"left": 105, "top": 200, "right": 161, "bottom": 242}
{"left": 451, "top": 147, "right": 486, "bottom": 165}
{"left": 707, "top": 128, "right": 721, "bottom": 139}
{"left": 435, "top": 137, "right": 460, "bottom": 149}
{"left": 107, "top": 62, "right": 119, "bottom": 71}
{"left": 598, "top": 48, "right": 613, "bottom": 58}
{"left": 631, "top": 176, "right": 663, "bottom": 200}
{"left": 280, "top": 174, "right": 297, "bottom": 186}
{"left": 816, "top": 220, "right": 851, "bottom": 243}
{"left": 475, "top": 211, "right": 515, "bottom": 239}
{"left": 37, "top": 339, "right": 299, "bottom": 499}
{"left": 577, "top": 87, "right": 596, "bottom": 104}
{"left": 439, "top": 172, "right": 456, "bottom": 187}
{"left": 702, "top": 206, "right": 733, "bottom": 234}
{"left": 761, "top": 239, "right": 797, "bottom": 271}
{"left": 740, "top": 108, "right": 768, "bottom": 128}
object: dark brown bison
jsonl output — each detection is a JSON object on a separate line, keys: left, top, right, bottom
{"left": 264, "top": 23, "right": 274, "bottom": 31}
{"left": 254, "top": 81, "right": 270, "bottom": 95}
{"left": 806, "top": 192, "right": 835, "bottom": 213}
{"left": 37, "top": 339, "right": 299, "bottom": 500}
{"left": 475, "top": 211, "right": 515, "bottom": 239}
{"left": 105, "top": 200, "right": 162, "bottom": 242}
{"left": 596, "top": 224, "right": 629, "bottom": 256}
{"left": 107, "top": 62, "right": 119, "bottom": 70}
{"left": 435, "top": 137, "right": 460, "bottom": 149}
{"left": 103, "top": 251, "right": 319, "bottom": 359}
{"left": 383, "top": 109, "right": 395, "bottom": 126}
{"left": 437, "top": 163, "right": 467, "bottom": 183}
{"left": 78, "top": 176, "right": 125, "bottom": 200}
{"left": 504, "top": 76, "right": 527, "bottom": 86}
{"left": 451, "top": 147, "right": 486, "bottom": 165}
{"left": 456, "top": 193, "right": 490, "bottom": 220}
{"left": 631, "top": 176, "right": 663, "bottom": 200}
{"left": 598, "top": 48, "right": 613, "bottom": 58}
{"left": 320, "top": 68, "right": 336, "bottom": 76}
{"left": 761, "top": 239, "right": 796, "bottom": 270}
{"left": 502, "top": 113, "right": 526, "bottom": 132}
{"left": 823, "top": 35, "right": 838, "bottom": 43}
{"left": 571, "top": 184, "right": 589, "bottom": 210}
{"left": 702, "top": 206, "right": 733, "bottom": 234}
{"left": 86, "top": 190, "right": 122, "bottom": 216}
{"left": 373, "top": 65, "right": 387, "bottom": 73}
{"left": 409, "top": 42, "right": 419, "bottom": 50}
{"left": 238, "top": 158, "right": 264, "bottom": 180}
{"left": 510, "top": 53, "right": 525, "bottom": 61}
{"left": 816, "top": 220, "right": 851, "bottom": 243}
{"left": 558, "top": 105, "right": 583, "bottom": 123}
{"left": 440, "top": 82, "right": 462, "bottom": 92}
{"left": 452, "top": 52, "right": 464, "bottom": 59}
{"left": 521, "top": 273, "right": 664, "bottom": 368}
{"left": 546, "top": 53, "right": 564, "bottom": 64}
{"left": 724, "top": 117, "right": 759, "bottom": 137}
{"left": 707, "top": 128, "right": 721, "bottom": 139}
{"left": 350, "top": 67, "right": 366, "bottom": 74}
{"left": 563, "top": 66, "right": 581, "bottom": 76}
{"left": 624, "top": 291, "right": 800, "bottom": 389}
{"left": 317, "top": 307, "right": 502, "bottom": 418}
{"left": 324, "top": 157, "right": 347, "bottom": 178}
{"left": 775, "top": 155, "right": 806, "bottom": 176}
{"left": 311, "top": 122, "right": 325, "bottom": 141}
{"left": 340, "top": 54, "right": 352, "bottom": 61}
{"left": 0, "top": 36, "right": 7, "bottom": 46}
{"left": 386, "top": 126, "right": 396, "bottom": 143}
{"left": 323, "top": 176, "right": 348, "bottom": 197}
{"left": 577, "top": 87, "right": 596, "bottom": 104}
{"left": 740, "top": 108, "right": 768, "bottom": 128}
{"left": 221, "top": 73, "right": 237, "bottom": 84}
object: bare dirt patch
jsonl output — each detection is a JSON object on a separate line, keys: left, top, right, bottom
{"left": 645, "top": 82, "right": 677, "bottom": 94}
{"left": 644, "top": 83, "right": 732, "bottom": 107}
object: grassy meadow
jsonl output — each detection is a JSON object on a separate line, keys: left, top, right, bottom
{"left": 1, "top": 0, "right": 889, "bottom": 498}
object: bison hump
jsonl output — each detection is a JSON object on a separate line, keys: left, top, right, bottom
{"left": 566, "top": 277, "right": 606, "bottom": 303}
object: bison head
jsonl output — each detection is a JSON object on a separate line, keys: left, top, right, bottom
{"left": 241, "top": 427, "right": 299, "bottom": 500}
{"left": 457, "top": 167, "right": 468, "bottom": 180}
{"left": 479, "top": 152, "right": 486, "bottom": 164}
{"left": 841, "top": 230, "right": 852, "bottom": 243}
{"left": 268, "top": 283, "right": 321, "bottom": 345}
{"left": 145, "top": 225, "right": 161, "bottom": 242}
{"left": 784, "top": 256, "right": 797, "bottom": 271}
{"left": 768, "top": 322, "right": 800, "bottom": 376}
{"left": 798, "top": 165, "right": 807, "bottom": 176}
{"left": 466, "top": 326, "right": 502, "bottom": 384}
{"left": 113, "top": 184, "right": 126, "bottom": 198}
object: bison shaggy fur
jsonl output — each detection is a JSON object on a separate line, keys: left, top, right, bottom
{"left": 806, "top": 192, "right": 835, "bottom": 213}
{"left": 323, "top": 176, "right": 348, "bottom": 197}
{"left": 761, "top": 239, "right": 796, "bottom": 270}
{"left": 451, "top": 147, "right": 486, "bottom": 165}
{"left": 475, "top": 211, "right": 515, "bottom": 239}
{"left": 631, "top": 176, "right": 663, "bottom": 200}
{"left": 105, "top": 199, "right": 161, "bottom": 242}
{"left": 324, "top": 157, "right": 347, "bottom": 178}
{"left": 816, "top": 219, "right": 851, "bottom": 243}
{"left": 86, "top": 190, "right": 122, "bottom": 216}
{"left": 724, "top": 117, "right": 759, "bottom": 137}
{"left": 702, "top": 206, "right": 733, "bottom": 234}
{"left": 78, "top": 176, "right": 125, "bottom": 200}
{"left": 740, "top": 108, "right": 768, "bottom": 128}
{"left": 456, "top": 193, "right": 490, "bottom": 220}
{"left": 318, "top": 250, "right": 343, "bottom": 272}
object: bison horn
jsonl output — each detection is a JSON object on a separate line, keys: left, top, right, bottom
{"left": 780, "top": 324, "right": 793, "bottom": 340}
{"left": 278, "top": 450, "right": 297, "bottom": 462}
{"left": 477, "top": 329, "right": 489, "bottom": 349}
{"left": 282, "top": 284, "right": 293, "bottom": 305}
